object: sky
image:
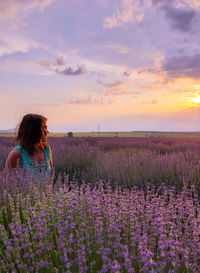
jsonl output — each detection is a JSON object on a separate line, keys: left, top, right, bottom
{"left": 1, "top": 0, "right": 200, "bottom": 132}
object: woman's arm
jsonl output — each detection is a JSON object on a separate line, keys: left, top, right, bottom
{"left": 47, "top": 144, "right": 54, "bottom": 192}
{"left": 5, "top": 150, "right": 22, "bottom": 169}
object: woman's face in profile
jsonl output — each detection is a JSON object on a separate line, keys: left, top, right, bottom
{"left": 42, "top": 119, "right": 48, "bottom": 143}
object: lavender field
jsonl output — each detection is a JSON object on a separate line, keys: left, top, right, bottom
{"left": 1, "top": 136, "right": 200, "bottom": 272}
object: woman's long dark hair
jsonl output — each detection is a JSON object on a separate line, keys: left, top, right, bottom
{"left": 16, "top": 114, "right": 47, "bottom": 154}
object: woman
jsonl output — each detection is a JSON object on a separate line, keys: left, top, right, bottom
{"left": 5, "top": 114, "right": 54, "bottom": 192}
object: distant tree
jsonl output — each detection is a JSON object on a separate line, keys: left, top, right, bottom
{"left": 115, "top": 132, "right": 118, "bottom": 137}
{"left": 67, "top": 132, "right": 73, "bottom": 137}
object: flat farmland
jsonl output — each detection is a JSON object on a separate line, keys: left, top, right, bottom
{"left": 1, "top": 136, "right": 200, "bottom": 272}
{"left": 1, "top": 131, "right": 200, "bottom": 138}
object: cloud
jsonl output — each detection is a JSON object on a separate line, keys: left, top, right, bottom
{"left": 65, "top": 95, "right": 113, "bottom": 105}
{"left": 0, "top": 0, "right": 55, "bottom": 20}
{"left": 53, "top": 54, "right": 66, "bottom": 66}
{"left": 25, "top": 0, "right": 55, "bottom": 12}
{"left": 98, "top": 80, "right": 138, "bottom": 97}
{"left": 55, "top": 66, "right": 87, "bottom": 76}
{"left": 103, "top": 0, "right": 144, "bottom": 29}
{"left": 173, "top": 0, "right": 200, "bottom": 11}
{"left": 123, "top": 70, "right": 132, "bottom": 76}
{"left": 38, "top": 58, "right": 51, "bottom": 68}
{"left": 38, "top": 55, "right": 87, "bottom": 76}
{"left": 32, "top": 95, "right": 115, "bottom": 107}
{"left": 90, "top": 71, "right": 108, "bottom": 78}
{"left": 162, "top": 54, "right": 200, "bottom": 79}
{"left": 98, "top": 80, "right": 130, "bottom": 88}
{"left": 152, "top": 0, "right": 197, "bottom": 32}
{"left": 103, "top": 0, "right": 199, "bottom": 30}
{"left": 0, "top": 57, "right": 56, "bottom": 76}
{"left": 137, "top": 67, "right": 151, "bottom": 74}
{"left": 152, "top": 0, "right": 200, "bottom": 10}
{"left": 104, "top": 89, "right": 139, "bottom": 97}
{"left": 38, "top": 54, "right": 67, "bottom": 68}
{"left": 0, "top": 34, "right": 39, "bottom": 57}
{"left": 163, "top": 5, "right": 196, "bottom": 32}
{"left": 0, "top": 0, "right": 54, "bottom": 57}
{"left": 21, "top": 61, "right": 34, "bottom": 67}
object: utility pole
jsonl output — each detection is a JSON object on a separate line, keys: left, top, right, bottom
{"left": 98, "top": 124, "right": 100, "bottom": 137}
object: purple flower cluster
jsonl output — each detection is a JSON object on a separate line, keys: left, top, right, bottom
{"left": 1, "top": 180, "right": 200, "bottom": 272}
{"left": 1, "top": 136, "right": 200, "bottom": 272}
{"left": 2, "top": 136, "right": 200, "bottom": 197}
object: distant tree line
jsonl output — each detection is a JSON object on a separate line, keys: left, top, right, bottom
{"left": 67, "top": 132, "right": 73, "bottom": 137}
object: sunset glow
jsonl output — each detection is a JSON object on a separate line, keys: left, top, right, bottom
{"left": 0, "top": 0, "right": 200, "bottom": 132}
{"left": 192, "top": 97, "right": 200, "bottom": 104}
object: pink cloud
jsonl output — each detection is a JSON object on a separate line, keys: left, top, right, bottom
{"left": 103, "top": 0, "right": 144, "bottom": 29}
{"left": 65, "top": 95, "right": 114, "bottom": 105}
{"left": 0, "top": 34, "right": 39, "bottom": 57}
{"left": 104, "top": 89, "right": 139, "bottom": 97}
{"left": 0, "top": 0, "right": 55, "bottom": 20}
{"left": 53, "top": 54, "right": 66, "bottom": 66}
{"left": 98, "top": 80, "right": 135, "bottom": 97}
{"left": 38, "top": 58, "right": 51, "bottom": 68}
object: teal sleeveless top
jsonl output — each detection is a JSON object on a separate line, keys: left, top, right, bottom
{"left": 12, "top": 145, "right": 52, "bottom": 182}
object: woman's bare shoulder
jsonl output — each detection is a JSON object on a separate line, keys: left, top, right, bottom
{"left": 9, "top": 149, "right": 21, "bottom": 157}
{"left": 5, "top": 149, "right": 22, "bottom": 168}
